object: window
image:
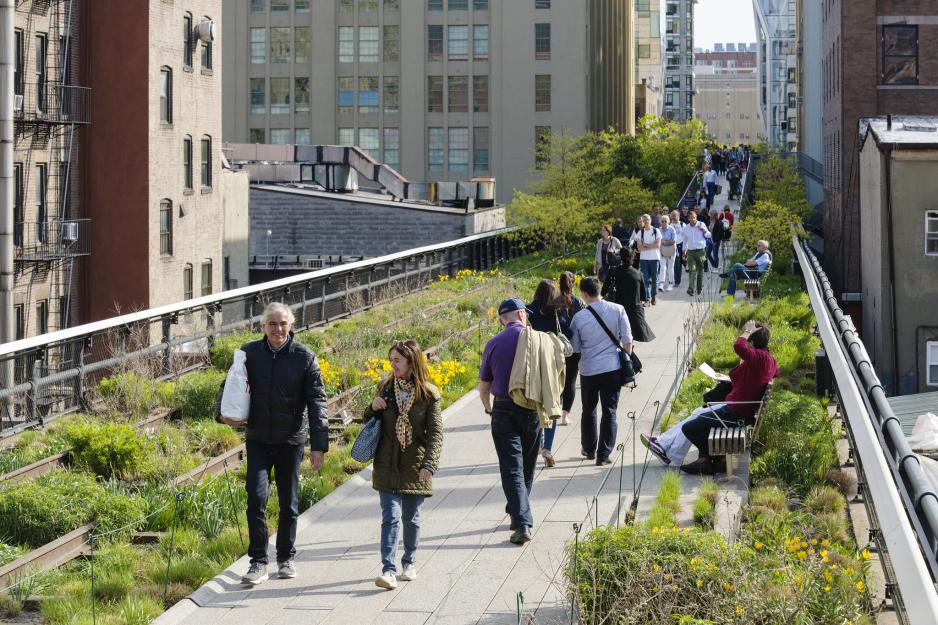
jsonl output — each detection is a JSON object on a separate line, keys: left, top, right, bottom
{"left": 201, "top": 260, "right": 213, "bottom": 296}
{"left": 270, "top": 128, "right": 290, "bottom": 144}
{"left": 295, "top": 128, "right": 311, "bottom": 144}
{"left": 384, "top": 128, "right": 400, "bottom": 168}
{"left": 160, "top": 200, "right": 173, "bottom": 256}
{"left": 535, "top": 74, "right": 551, "bottom": 111}
{"left": 201, "top": 24, "right": 213, "bottom": 70}
{"left": 638, "top": 44, "right": 650, "bottom": 58}
{"left": 448, "top": 75, "right": 468, "bottom": 112}
{"left": 449, "top": 0, "right": 468, "bottom": 9}
{"left": 927, "top": 211, "right": 938, "bottom": 255}
{"left": 296, "top": 0, "right": 310, "bottom": 11}
{"left": 883, "top": 25, "right": 917, "bottom": 85}
{"left": 448, "top": 127, "right": 468, "bottom": 172}
{"left": 428, "top": 25, "right": 443, "bottom": 61}
{"left": 35, "top": 33, "right": 47, "bottom": 110}
{"left": 338, "top": 27, "right": 354, "bottom": 63}
{"left": 338, "top": 127, "right": 355, "bottom": 144}
{"left": 535, "top": 126, "right": 551, "bottom": 169}
{"left": 270, "top": 77, "right": 290, "bottom": 113}
{"left": 428, "top": 128, "right": 444, "bottom": 171}
{"left": 295, "top": 28, "right": 310, "bottom": 63}
{"left": 201, "top": 136, "right": 212, "bottom": 188}
{"left": 359, "top": 26, "right": 379, "bottom": 63}
{"left": 360, "top": 0, "right": 378, "bottom": 9}
{"left": 384, "top": 76, "right": 400, "bottom": 113}
{"left": 359, "top": 76, "right": 379, "bottom": 113}
{"left": 35, "top": 163, "right": 47, "bottom": 242}
{"left": 14, "top": 305, "right": 24, "bottom": 341}
{"left": 184, "top": 13, "right": 193, "bottom": 67}
{"left": 13, "top": 163, "right": 22, "bottom": 247}
{"left": 183, "top": 136, "right": 193, "bottom": 190}
{"left": 448, "top": 25, "right": 469, "bottom": 60}
{"left": 250, "top": 77, "right": 266, "bottom": 114}
{"left": 250, "top": 28, "right": 266, "bottom": 64}
{"left": 339, "top": 0, "right": 354, "bottom": 10}
{"left": 183, "top": 264, "right": 193, "bottom": 300}
{"left": 160, "top": 67, "right": 172, "bottom": 123}
{"left": 14, "top": 29, "right": 23, "bottom": 95}
{"left": 474, "top": 0, "right": 488, "bottom": 8}
{"left": 428, "top": 0, "right": 443, "bottom": 10}
{"left": 473, "top": 25, "right": 489, "bottom": 60}
{"left": 295, "top": 78, "right": 310, "bottom": 112}
{"left": 251, "top": 0, "right": 265, "bottom": 13}
{"left": 271, "top": 27, "right": 291, "bottom": 63}
{"left": 535, "top": 23, "right": 550, "bottom": 60}
{"left": 59, "top": 295, "right": 69, "bottom": 330}
{"left": 359, "top": 128, "right": 380, "bottom": 159}
{"left": 473, "top": 127, "right": 489, "bottom": 172}
{"left": 36, "top": 301, "right": 48, "bottom": 336}
{"left": 271, "top": 0, "right": 289, "bottom": 12}
{"left": 384, "top": 26, "right": 400, "bottom": 62}
{"left": 535, "top": 0, "right": 550, "bottom": 8}
{"left": 928, "top": 342, "right": 938, "bottom": 386}
{"left": 250, "top": 128, "right": 266, "bottom": 143}
{"left": 473, "top": 75, "right": 488, "bottom": 112}
{"left": 385, "top": 0, "right": 400, "bottom": 9}
{"left": 338, "top": 76, "right": 355, "bottom": 112}
{"left": 427, "top": 76, "right": 443, "bottom": 112}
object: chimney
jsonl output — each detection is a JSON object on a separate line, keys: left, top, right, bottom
{"left": 887, "top": 115, "right": 892, "bottom": 130}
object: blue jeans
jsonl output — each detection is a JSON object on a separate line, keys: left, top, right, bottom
{"left": 378, "top": 491, "right": 425, "bottom": 574}
{"left": 706, "top": 240, "right": 720, "bottom": 269}
{"left": 639, "top": 259, "right": 660, "bottom": 300}
{"left": 725, "top": 263, "right": 763, "bottom": 296}
{"left": 674, "top": 243, "right": 684, "bottom": 285}
{"left": 245, "top": 440, "right": 304, "bottom": 565}
{"left": 580, "top": 370, "right": 621, "bottom": 462}
{"left": 491, "top": 399, "right": 541, "bottom": 530}
{"left": 706, "top": 181, "right": 716, "bottom": 208}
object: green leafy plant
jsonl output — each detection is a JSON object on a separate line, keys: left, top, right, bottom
{"left": 59, "top": 421, "right": 153, "bottom": 480}
{"left": 175, "top": 370, "right": 226, "bottom": 420}
{"left": 209, "top": 330, "right": 262, "bottom": 371}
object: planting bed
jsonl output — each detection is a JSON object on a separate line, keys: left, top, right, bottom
{"left": 0, "top": 250, "right": 591, "bottom": 625}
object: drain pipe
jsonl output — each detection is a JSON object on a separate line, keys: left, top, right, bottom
{"left": 1, "top": 0, "right": 15, "bottom": 351}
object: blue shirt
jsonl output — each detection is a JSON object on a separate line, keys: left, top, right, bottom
{"left": 480, "top": 321, "right": 524, "bottom": 397}
{"left": 571, "top": 300, "right": 633, "bottom": 377}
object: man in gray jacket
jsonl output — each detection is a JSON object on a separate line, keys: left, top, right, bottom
{"left": 219, "top": 302, "right": 328, "bottom": 585}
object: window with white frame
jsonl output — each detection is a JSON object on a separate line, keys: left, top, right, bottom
{"left": 448, "top": 127, "right": 469, "bottom": 172}
{"left": 927, "top": 211, "right": 938, "bottom": 255}
{"left": 251, "top": 28, "right": 266, "bottom": 64}
{"left": 448, "top": 25, "right": 469, "bottom": 60}
{"left": 295, "top": 28, "right": 310, "bottom": 63}
{"left": 295, "top": 78, "right": 310, "bottom": 112}
{"left": 271, "top": 27, "right": 291, "bottom": 63}
{"left": 359, "top": 26, "right": 379, "bottom": 63}
{"left": 928, "top": 341, "right": 938, "bottom": 386}
{"left": 338, "top": 127, "right": 355, "bottom": 145}
{"left": 270, "top": 77, "right": 290, "bottom": 113}
{"left": 359, "top": 128, "right": 380, "bottom": 159}
{"left": 250, "top": 78, "right": 266, "bottom": 114}
{"left": 270, "top": 129, "right": 290, "bottom": 144}
{"left": 428, "top": 128, "right": 444, "bottom": 171}
{"left": 384, "top": 76, "right": 400, "bottom": 113}
{"left": 295, "top": 128, "right": 311, "bottom": 144}
{"left": 338, "top": 27, "right": 354, "bottom": 63}
{"left": 384, "top": 128, "right": 400, "bottom": 168}
{"left": 473, "top": 25, "right": 489, "bottom": 60}
{"left": 358, "top": 76, "right": 379, "bottom": 113}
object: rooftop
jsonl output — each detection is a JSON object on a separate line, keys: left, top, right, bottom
{"left": 860, "top": 116, "right": 938, "bottom": 148}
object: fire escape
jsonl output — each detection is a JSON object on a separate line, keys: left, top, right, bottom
{"left": 13, "top": 0, "right": 91, "bottom": 340}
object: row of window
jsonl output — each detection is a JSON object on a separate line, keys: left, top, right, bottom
{"left": 250, "top": 77, "right": 311, "bottom": 114}
{"left": 426, "top": 24, "right": 491, "bottom": 61}
{"left": 426, "top": 126, "right": 489, "bottom": 172}
{"left": 250, "top": 128, "right": 312, "bottom": 146}
{"left": 251, "top": 0, "right": 551, "bottom": 11}
{"left": 251, "top": 27, "right": 312, "bottom": 64}
{"left": 9, "top": 162, "right": 67, "bottom": 245}
{"left": 703, "top": 112, "right": 754, "bottom": 120}
{"left": 252, "top": 0, "right": 310, "bottom": 12}
{"left": 12, "top": 301, "right": 50, "bottom": 340}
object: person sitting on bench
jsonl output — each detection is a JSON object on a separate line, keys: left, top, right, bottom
{"left": 641, "top": 320, "right": 778, "bottom": 475}
{"left": 720, "top": 240, "right": 773, "bottom": 296}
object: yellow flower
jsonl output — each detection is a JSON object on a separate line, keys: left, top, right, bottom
{"left": 797, "top": 551, "right": 807, "bottom": 561}
{"left": 824, "top": 571, "right": 833, "bottom": 582}
{"left": 821, "top": 539, "right": 831, "bottom": 547}
{"left": 735, "top": 605, "right": 744, "bottom": 616}
{"left": 652, "top": 564, "right": 660, "bottom": 573}
{"left": 845, "top": 567, "right": 855, "bottom": 575}
{"left": 696, "top": 579, "right": 704, "bottom": 588}
{"left": 671, "top": 584, "right": 678, "bottom": 591}
{"left": 723, "top": 582, "right": 734, "bottom": 592}
{"left": 856, "top": 580, "right": 865, "bottom": 593}
{"left": 824, "top": 585, "right": 831, "bottom": 592}
{"left": 754, "top": 541, "right": 763, "bottom": 550}
{"left": 810, "top": 538, "right": 818, "bottom": 546}
{"left": 861, "top": 549, "right": 871, "bottom": 560}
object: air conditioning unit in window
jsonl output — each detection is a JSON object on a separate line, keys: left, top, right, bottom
{"left": 13, "top": 95, "right": 23, "bottom": 112}
{"left": 60, "top": 221, "right": 79, "bottom": 243}
{"left": 196, "top": 19, "right": 215, "bottom": 43}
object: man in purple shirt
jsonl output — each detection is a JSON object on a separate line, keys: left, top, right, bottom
{"left": 479, "top": 298, "right": 540, "bottom": 545}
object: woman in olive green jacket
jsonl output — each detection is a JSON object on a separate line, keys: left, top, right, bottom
{"left": 364, "top": 340, "right": 443, "bottom": 591}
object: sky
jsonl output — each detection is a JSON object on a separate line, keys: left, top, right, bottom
{"left": 693, "top": 0, "right": 757, "bottom": 52}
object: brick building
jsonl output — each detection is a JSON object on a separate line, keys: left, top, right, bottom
{"left": 822, "top": 0, "right": 938, "bottom": 296}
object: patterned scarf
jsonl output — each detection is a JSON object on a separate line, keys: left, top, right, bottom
{"left": 394, "top": 378, "right": 416, "bottom": 449}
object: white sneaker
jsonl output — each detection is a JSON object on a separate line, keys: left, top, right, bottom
{"left": 375, "top": 571, "right": 398, "bottom": 590}
{"left": 398, "top": 564, "right": 418, "bottom": 581}
{"left": 560, "top": 413, "right": 570, "bottom": 426}
{"left": 666, "top": 285, "right": 673, "bottom": 292}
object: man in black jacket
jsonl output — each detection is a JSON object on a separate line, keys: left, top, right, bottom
{"left": 218, "top": 302, "right": 328, "bottom": 586}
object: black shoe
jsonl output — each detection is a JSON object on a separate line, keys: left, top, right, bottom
{"left": 719, "top": 273, "right": 729, "bottom": 279}
{"left": 696, "top": 290, "right": 702, "bottom": 296}
{"left": 679, "top": 456, "right": 725, "bottom": 475}
{"left": 596, "top": 458, "right": 613, "bottom": 466}
{"left": 510, "top": 526, "right": 532, "bottom": 545}
{"left": 581, "top": 449, "right": 596, "bottom": 460}
{"left": 687, "top": 289, "right": 694, "bottom": 296}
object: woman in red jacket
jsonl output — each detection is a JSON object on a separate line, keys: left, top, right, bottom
{"left": 642, "top": 320, "right": 778, "bottom": 475}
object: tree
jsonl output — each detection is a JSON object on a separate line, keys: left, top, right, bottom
{"left": 506, "top": 191, "right": 597, "bottom": 253}
{"left": 637, "top": 115, "right": 709, "bottom": 203}
{"left": 753, "top": 154, "right": 814, "bottom": 222}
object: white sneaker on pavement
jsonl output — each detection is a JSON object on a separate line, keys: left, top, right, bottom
{"left": 375, "top": 571, "right": 398, "bottom": 590}
{"left": 666, "top": 285, "right": 674, "bottom": 292}
{"left": 398, "top": 564, "right": 418, "bottom": 581}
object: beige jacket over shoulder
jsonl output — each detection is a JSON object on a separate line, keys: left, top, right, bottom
{"left": 508, "top": 326, "right": 567, "bottom": 427}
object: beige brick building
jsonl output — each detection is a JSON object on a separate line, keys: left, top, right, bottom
{"left": 222, "top": 0, "right": 635, "bottom": 204}
{"left": 693, "top": 49, "right": 763, "bottom": 145}
{"left": 635, "top": 0, "right": 664, "bottom": 119}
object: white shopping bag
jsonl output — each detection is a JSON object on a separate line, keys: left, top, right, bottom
{"left": 220, "top": 349, "right": 251, "bottom": 423}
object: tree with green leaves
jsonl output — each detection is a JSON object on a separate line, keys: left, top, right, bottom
{"left": 637, "top": 115, "right": 709, "bottom": 204}
{"left": 731, "top": 201, "right": 805, "bottom": 275}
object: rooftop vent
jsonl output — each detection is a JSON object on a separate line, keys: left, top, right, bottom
{"left": 901, "top": 124, "right": 937, "bottom": 133}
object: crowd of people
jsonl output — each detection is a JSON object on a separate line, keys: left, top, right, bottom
{"left": 214, "top": 144, "right": 778, "bottom": 591}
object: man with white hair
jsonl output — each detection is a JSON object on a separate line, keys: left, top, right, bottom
{"left": 720, "top": 240, "right": 773, "bottom": 296}
{"left": 218, "top": 302, "right": 328, "bottom": 585}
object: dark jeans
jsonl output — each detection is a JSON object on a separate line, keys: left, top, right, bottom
{"left": 545, "top": 353, "right": 580, "bottom": 452}
{"left": 706, "top": 181, "right": 716, "bottom": 208}
{"left": 491, "top": 400, "right": 541, "bottom": 530}
{"left": 245, "top": 439, "right": 305, "bottom": 565}
{"left": 580, "top": 370, "right": 621, "bottom": 462}
{"left": 674, "top": 243, "right": 684, "bottom": 285}
{"left": 706, "top": 240, "right": 720, "bottom": 269}
{"left": 681, "top": 404, "right": 745, "bottom": 457}
{"left": 725, "top": 263, "right": 763, "bottom": 296}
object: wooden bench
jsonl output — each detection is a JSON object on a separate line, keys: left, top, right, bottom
{"left": 707, "top": 381, "right": 773, "bottom": 477}
{"left": 743, "top": 268, "right": 771, "bottom": 301}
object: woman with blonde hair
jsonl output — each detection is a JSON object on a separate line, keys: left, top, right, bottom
{"left": 366, "top": 340, "right": 443, "bottom": 590}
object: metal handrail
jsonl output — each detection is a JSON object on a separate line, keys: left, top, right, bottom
{"left": 795, "top": 235, "right": 938, "bottom": 624}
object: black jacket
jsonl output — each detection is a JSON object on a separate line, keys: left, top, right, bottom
{"left": 218, "top": 335, "right": 330, "bottom": 451}
{"left": 602, "top": 266, "right": 656, "bottom": 342}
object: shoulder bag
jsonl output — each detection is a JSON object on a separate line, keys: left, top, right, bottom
{"left": 554, "top": 312, "right": 574, "bottom": 358}
{"left": 351, "top": 411, "right": 382, "bottom": 462}
{"left": 585, "top": 306, "right": 636, "bottom": 385}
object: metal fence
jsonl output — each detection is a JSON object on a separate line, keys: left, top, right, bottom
{"left": 0, "top": 229, "right": 521, "bottom": 436}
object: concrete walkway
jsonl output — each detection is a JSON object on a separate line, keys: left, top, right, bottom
{"left": 156, "top": 176, "right": 740, "bottom": 625}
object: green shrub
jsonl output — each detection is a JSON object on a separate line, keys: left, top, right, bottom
{"left": 59, "top": 421, "right": 152, "bottom": 480}
{"left": 159, "top": 556, "right": 217, "bottom": 589}
{"left": 175, "top": 370, "right": 226, "bottom": 420}
{"left": 93, "top": 571, "right": 132, "bottom": 603}
{"left": 0, "top": 542, "right": 26, "bottom": 567}
{"left": 96, "top": 372, "right": 163, "bottom": 417}
{"left": 186, "top": 420, "right": 241, "bottom": 456}
{"left": 805, "top": 485, "right": 846, "bottom": 516}
{"left": 209, "top": 330, "right": 261, "bottom": 371}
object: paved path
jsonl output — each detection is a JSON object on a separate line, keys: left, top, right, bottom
{"left": 157, "top": 176, "right": 741, "bottom": 625}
